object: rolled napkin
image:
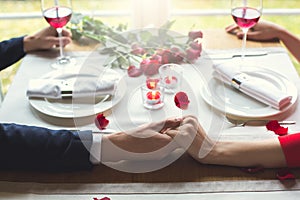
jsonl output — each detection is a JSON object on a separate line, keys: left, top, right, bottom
{"left": 213, "top": 63, "right": 292, "bottom": 110}
{"left": 27, "top": 77, "right": 117, "bottom": 99}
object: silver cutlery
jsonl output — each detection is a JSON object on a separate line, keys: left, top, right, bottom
{"left": 93, "top": 129, "right": 117, "bottom": 134}
{"left": 203, "top": 49, "right": 287, "bottom": 60}
{"left": 70, "top": 128, "right": 116, "bottom": 134}
{"left": 61, "top": 92, "right": 111, "bottom": 99}
{"left": 60, "top": 94, "right": 113, "bottom": 104}
{"left": 205, "top": 51, "right": 268, "bottom": 60}
{"left": 226, "top": 117, "right": 296, "bottom": 127}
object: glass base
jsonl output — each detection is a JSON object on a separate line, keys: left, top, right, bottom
{"left": 164, "top": 88, "right": 176, "bottom": 94}
{"left": 51, "top": 56, "right": 76, "bottom": 69}
{"left": 143, "top": 101, "right": 164, "bottom": 110}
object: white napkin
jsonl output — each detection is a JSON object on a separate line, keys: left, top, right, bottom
{"left": 213, "top": 63, "right": 292, "bottom": 110}
{"left": 27, "top": 77, "right": 117, "bottom": 99}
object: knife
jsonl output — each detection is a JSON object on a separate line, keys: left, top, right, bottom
{"left": 204, "top": 51, "right": 268, "bottom": 60}
{"left": 229, "top": 119, "right": 296, "bottom": 127}
{"left": 69, "top": 128, "right": 116, "bottom": 134}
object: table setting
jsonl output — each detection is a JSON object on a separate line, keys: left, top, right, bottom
{"left": 1, "top": 34, "right": 300, "bottom": 195}
{"left": 2, "top": 0, "right": 300, "bottom": 199}
{"left": 1, "top": 39, "right": 300, "bottom": 200}
{"left": 26, "top": 66, "right": 126, "bottom": 119}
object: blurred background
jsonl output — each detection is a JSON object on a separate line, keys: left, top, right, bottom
{"left": 0, "top": 0, "right": 300, "bottom": 95}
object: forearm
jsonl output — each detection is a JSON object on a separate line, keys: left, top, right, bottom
{"left": 101, "top": 129, "right": 178, "bottom": 162}
{"left": 101, "top": 133, "right": 158, "bottom": 162}
{"left": 101, "top": 133, "right": 125, "bottom": 162}
{"left": 277, "top": 28, "right": 300, "bottom": 62}
{"left": 202, "top": 138, "right": 287, "bottom": 168}
{"left": 0, "top": 123, "right": 93, "bottom": 171}
{"left": 101, "top": 133, "right": 163, "bottom": 162}
{"left": 0, "top": 37, "right": 26, "bottom": 70}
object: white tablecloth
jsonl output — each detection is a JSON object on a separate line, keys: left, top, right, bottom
{"left": 1, "top": 47, "right": 300, "bottom": 199}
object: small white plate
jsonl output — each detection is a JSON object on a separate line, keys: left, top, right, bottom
{"left": 200, "top": 66, "right": 298, "bottom": 120}
{"left": 29, "top": 68, "right": 126, "bottom": 118}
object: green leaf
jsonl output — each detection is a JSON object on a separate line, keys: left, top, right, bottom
{"left": 116, "top": 46, "right": 131, "bottom": 54}
{"left": 69, "top": 27, "right": 82, "bottom": 41}
{"left": 111, "top": 32, "right": 128, "bottom": 44}
{"left": 117, "top": 55, "right": 129, "bottom": 68}
{"left": 99, "top": 47, "right": 116, "bottom": 55}
{"left": 70, "top": 12, "right": 83, "bottom": 25}
{"left": 103, "top": 55, "right": 118, "bottom": 67}
{"left": 160, "top": 20, "right": 176, "bottom": 30}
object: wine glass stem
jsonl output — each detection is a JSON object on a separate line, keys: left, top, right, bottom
{"left": 241, "top": 28, "right": 249, "bottom": 62}
{"left": 56, "top": 27, "right": 64, "bottom": 59}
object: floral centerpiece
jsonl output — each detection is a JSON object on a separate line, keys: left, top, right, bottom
{"left": 69, "top": 13, "right": 203, "bottom": 110}
{"left": 69, "top": 13, "right": 203, "bottom": 77}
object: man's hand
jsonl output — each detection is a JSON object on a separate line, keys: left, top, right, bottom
{"left": 23, "top": 26, "right": 72, "bottom": 52}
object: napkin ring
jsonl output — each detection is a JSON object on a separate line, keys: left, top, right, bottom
{"left": 231, "top": 73, "right": 249, "bottom": 89}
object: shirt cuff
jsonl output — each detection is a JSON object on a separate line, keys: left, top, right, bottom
{"left": 89, "top": 133, "right": 103, "bottom": 164}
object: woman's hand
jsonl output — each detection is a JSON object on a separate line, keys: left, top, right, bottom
{"left": 164, "top": 115, "right": 215, "bottom": 164}
{"left": 226, "top": 20, "right": 300, "bottom": 62}
{"left": 165, "top": 115, "right": 287, "bottom": 168}
{"left": 23, "top": 26, "right": 72, "bottom": 52}
{"left": 226, "top": 20, "right": 284, "bottom": 42}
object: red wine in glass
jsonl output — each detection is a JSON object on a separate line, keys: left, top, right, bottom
{"left": 231, "top": 0, "right": 262, "bottom": 68}
{"left": 232, "top": 7, "right": 261, "bottom": 29}
{"left": 43, "top": 6, "right": 72, "bottom": 29}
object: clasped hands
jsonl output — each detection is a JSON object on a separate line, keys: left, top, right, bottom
{"left": 102, "top": 115, "right": 214, "bottom": 163}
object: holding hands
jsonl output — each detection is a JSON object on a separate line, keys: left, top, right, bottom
{"left": 101, "top": 117, "right": 183, "bottom": 162}
{"left": 101, "top": 115, "right": 216, "bottom": 164}
{"left": 164, "top": 115, "right": 215, "bottom": 164}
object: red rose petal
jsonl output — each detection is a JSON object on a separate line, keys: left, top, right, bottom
{"left": 141, "top": 59, "right": 161, "bottom": 76}
{"left": 127, "top": 65, "right": 143, "bottom": 77}
{"left": 174, "top": 92, "right": 190, "bottom": 109}
{"left": 185, "top": 47, "right": 201, "bottom": 61}
{"left": 189, "top": 41, "right": 202, "bottom": 51}
{"left": 266, "top": 120, "right": 281, "bottom": 131}
{"left": 95, "top": 114, "right": 109, "bottom": 130}
{"left": 266, "top": 120, "right": 288, "bottom": 135}
{"left": 274, "top": 127, "right": 288, "bottom": 136}
{"left": 276, "top": 168, "right": 295, "bottom": 181}
{"left": 188, "top": 30, "right": 203, "bottom": 40}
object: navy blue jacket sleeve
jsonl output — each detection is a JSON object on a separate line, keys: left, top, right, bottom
{"left": 0, "top": 37, "right": 26, "bottom": 71}
{"left": 0, "top": 123, "right": 94, "bottom": 171}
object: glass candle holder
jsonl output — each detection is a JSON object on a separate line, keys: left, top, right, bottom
{"left": 141, "top": 84, "right": 165, "bottom": 110}
{"left": 159, "top": 63, "right": 183, "bottom": 94}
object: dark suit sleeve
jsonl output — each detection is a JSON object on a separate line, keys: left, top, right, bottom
{"left": 0, "top": 123, "right": 94, "bottom": 171}
{"left": 0, "top": 37, "right": 26, "bottom": 71}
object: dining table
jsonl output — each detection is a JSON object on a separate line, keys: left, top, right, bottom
{"left": 1, "top": 28, "right": 300, "bottom": 200}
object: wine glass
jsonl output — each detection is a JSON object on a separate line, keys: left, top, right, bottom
{"left": 231, "top": 0, "right": 263, "bottom": 66}
{"left": 41, "top": 0, "right": 75, "bottom": 69}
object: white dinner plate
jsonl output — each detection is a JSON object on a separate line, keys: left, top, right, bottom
{"left": 200, "top": 66, "right": 298, "bottom": 120}
{"left": 29, "top": 68, "right": 126, "bottom": 118}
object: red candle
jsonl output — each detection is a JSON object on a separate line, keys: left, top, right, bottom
{"left": 164, "top": 76, "right": 178, "bottom": 89}
{"left": 146, "top": 91, "right": 161, "bottom": 104}
{"left": 146, "top": 78, "right": 159, "bottom": 89}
